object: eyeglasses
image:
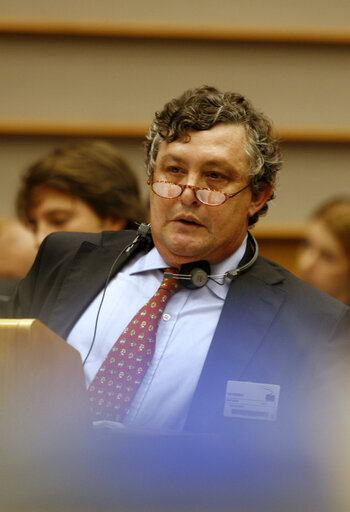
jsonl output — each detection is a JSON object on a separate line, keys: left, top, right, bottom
{"left": 148, "top": 180, "right": 250, "bottom": 206}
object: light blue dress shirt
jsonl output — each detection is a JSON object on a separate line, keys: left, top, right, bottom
{"left": 67, "top": 235, "right": 247, "bottom": 431}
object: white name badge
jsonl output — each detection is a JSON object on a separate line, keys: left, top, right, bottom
{"left": 224, "top": 380, "right": 280, "bottom": 421}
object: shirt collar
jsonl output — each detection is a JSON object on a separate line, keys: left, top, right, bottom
{"left": 128, "top": 234, "right": 248, "bottom": 300}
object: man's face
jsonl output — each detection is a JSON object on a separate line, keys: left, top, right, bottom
{"left": 28, "top": 185, "right": 126, "bottom": 247}
{"left": 150, "top": 124, "right": 272, "bottom": 267}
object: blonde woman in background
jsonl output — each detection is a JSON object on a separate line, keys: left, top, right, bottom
{"left": 298, "top": 196, "right": 350, "bottom": 305}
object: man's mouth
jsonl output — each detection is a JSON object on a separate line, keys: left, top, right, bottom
{"left": 178, "top": 219, "right": 199, "bottom": 225}
{"left": 173, "top": 215, "right": 202, "bottom": 227}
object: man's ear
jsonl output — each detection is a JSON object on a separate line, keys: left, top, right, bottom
{"left": 248, "top": 183, "right": 273, "bottom": 219}
{"left": 102, "top": 217, "right": 127, "bottom": 231}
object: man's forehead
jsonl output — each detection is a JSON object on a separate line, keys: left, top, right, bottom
{"left": 155, "top": 124, "right": 249, "bottom": 170}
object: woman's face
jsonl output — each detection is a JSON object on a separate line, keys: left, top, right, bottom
{"left": 297, "top": 219, "right": 350, "bottom": 304}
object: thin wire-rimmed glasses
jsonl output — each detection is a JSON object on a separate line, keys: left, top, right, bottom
{"left": 148, "top": 180, "right": 250, "bottom": 206}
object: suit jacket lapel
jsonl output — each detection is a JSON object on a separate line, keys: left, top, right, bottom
{"left": 184, "top": 257, "right": 287, "bottom": 432}
{"left": 47, "top": 231, "right": 141, "bottom": 338}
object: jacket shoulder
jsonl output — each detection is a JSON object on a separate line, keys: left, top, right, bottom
{"left": 40, "top": 229, "right": 137, "bottom": 258}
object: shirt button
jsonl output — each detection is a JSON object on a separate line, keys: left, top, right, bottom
{"left": 163, "top": 313, "right": 171, "bottom": 321}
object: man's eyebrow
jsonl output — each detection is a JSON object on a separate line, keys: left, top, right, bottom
{"left": 202, "top": 159, "right": 241, "bottom": 177}
{"left": 159, "top": 154, "right": 234, "bottom": 169}
{"left": 158, "top": 154, "right": 242, "bottom": 177}
{"left": 158, "top": 154, "right": 187, "bottom": 165}
{"left": 202, "top": 159, "right": 232, "bottom": 168}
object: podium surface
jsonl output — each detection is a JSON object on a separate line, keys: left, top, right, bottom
{"left": 0, "top": 319, "right": 90, "bottom": 459}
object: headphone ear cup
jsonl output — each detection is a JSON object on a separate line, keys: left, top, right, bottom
{"left": 167, "top": 232, "right": 259, "bottom": 289}
{"left": 178, "top": 260, "right": 211, "bottom": 289}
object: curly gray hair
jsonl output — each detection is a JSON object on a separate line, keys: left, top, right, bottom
{"left": 145, "top": 86, "right": 282, "bottom": 225}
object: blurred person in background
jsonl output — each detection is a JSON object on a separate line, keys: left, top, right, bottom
{"left": 16, "top": 139, "right": 148, "bottom": 248}
{"left": 297, "top": 196, "right": 350, "bottom": 305}
{"left": 0, "top": 217, "right": 36, "bottom": 300}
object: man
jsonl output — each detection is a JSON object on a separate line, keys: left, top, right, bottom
{"left": 1, "top": 86, "right": 349, "bottom": 509}
{"left": 16, "top": 139, "right": 147, "bottom": 247}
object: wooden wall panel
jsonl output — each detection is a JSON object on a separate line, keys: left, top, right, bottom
{"left": 0, "top": 0, "right": 349, "bottom": 28}
{"left": 1, "top": 35, "right": 349, "bottom": 127}
{"left": 253, "top": 225, "right": 305, "bottom": 274}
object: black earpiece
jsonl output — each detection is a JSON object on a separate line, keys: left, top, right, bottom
{"left": 164, "top": 232, "right": 259, "bottom": 289}
{"left": 177, "top": 261, "right": 211, "bottom": 289}
{"left": 125, "top": 223, "right": 153, "bottom": 253}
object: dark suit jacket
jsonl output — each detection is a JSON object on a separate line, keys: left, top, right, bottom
{"left": 0, "top": 278, "right": 20, "bottom": 301}
{"left": 1, "top": 229, "right": 349, "bottom": 454}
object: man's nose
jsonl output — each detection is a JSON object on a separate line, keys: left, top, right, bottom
{"left": 179, "top": 184, "right": 200, "bottom": 205}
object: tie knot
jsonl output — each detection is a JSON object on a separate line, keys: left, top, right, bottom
{"left": 160, "top": 268, "right": 181, "bottom": 295}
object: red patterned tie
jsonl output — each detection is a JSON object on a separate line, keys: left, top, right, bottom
{"left": 88, "top": 269, "right": 180, "bottom": 421}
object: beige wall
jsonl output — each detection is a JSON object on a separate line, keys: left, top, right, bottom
{"left": 0, "top": 2, "right": 349, "bottom": 225}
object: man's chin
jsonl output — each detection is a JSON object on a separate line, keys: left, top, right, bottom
{"left": 162, "top": 243, "right": 210, "bottom": 267}
{"left": 153, "top": 230, "right": 211, "bottom": 266}
{"left": 168, "top": 234, "right": 205, "bottom": 256}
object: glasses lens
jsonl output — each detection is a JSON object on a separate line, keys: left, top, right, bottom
{"left": 196, "top": 189, "right": 226, "bottom": 205}
{"left": 152, "top": 182, "right": 182, "bottom": 199}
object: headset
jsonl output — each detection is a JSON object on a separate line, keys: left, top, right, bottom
{"left": 82, "top": 223, "right": 259, "bottom": 365}
{"left": 163, "top": 229, "right": 259, "bottom": 289}
{"left": 125, "top": 223, "right": 259, "bottom": 289}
